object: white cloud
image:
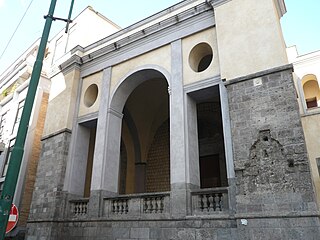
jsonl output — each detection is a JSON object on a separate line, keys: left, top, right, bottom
{"left": 0, "top": 0, "right": 5, "bottom": 8}
{"left": 20, "top": 0, "right": 27, "bottom": 7}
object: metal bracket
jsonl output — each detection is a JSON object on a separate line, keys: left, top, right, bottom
{"left": 44, "top": 14, "right": 73, "bottom": 23}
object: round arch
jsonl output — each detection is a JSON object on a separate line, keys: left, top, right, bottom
{"left": 105, "top": 65, "right": 171, "bottom": 194}
{"left": 301, "top": 74, "right": 320, "bottom": 109}
{"left": 302, "top": 74, "right": 318, "bottom": 86}
{"left": 109, "top": 65, "right": 171, "bottom": 113}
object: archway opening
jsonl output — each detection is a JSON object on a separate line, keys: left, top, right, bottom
{"left": 302, "top": 74, "right": 320, "bottom": 109}
{"left": 116, "top": 71, "right": 170, "bottom": 194}
{"left": 188, "top": 85, "right": 228, "bottom": 188}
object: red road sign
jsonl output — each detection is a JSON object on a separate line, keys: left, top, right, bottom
{"left": 6, "top": 204, "right": 18, "bottom": 234}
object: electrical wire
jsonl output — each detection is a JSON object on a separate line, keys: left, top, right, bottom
{"left": 0, "top": 0, "right": 35, "bottom": 61}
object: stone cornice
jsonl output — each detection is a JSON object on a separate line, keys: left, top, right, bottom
{"left": 77, "top": 112, "right": 99, "bottom": 124}
{"left": 59, "top": 55, "right": 82, "bottom": 75}
{"left": 59, "top": 1, "right": 214, "bottom": 75}
{"left": 81, "top": 2, "right": 212, "bottom": 65}
{"left": 206, "top": 0, "right": 232, "bottom": 8}
{"left": 82, "top": 0, "right": 202, "bottom": 53}
{"left": 41, "top": 128, "right": 72, "bottom": 141}
{"left": 274, "top": 0, "right": 287, "bottom": 18}
{"left": 224, "top": 64, "right": 294, "bottom": 86}
{"left": 184, "top": 75, "right": 222, "bottom": 93}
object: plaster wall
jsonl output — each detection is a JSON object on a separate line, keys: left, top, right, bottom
{"left": 215, "top": 0, "right": 288, "bottom": 80}
{"left": 182, "top": 28, "right": 220, "bottom": 85}
{"left": 43, "top": 69, "right": 80, "bottom": 136}
{"left": 301, "top": 115, "right": 320, "bottom": 206}
{"left": 110, "top": 45, "right": 171, "bottom": 94}
{"left": 78, "top": 71, "right": 103, "bottom": 117}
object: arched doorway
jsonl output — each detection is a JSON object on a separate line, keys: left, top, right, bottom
{"left": 109, "top": 68, "right": 170, "bottom": 194}
{"left": 302, "top": 74, "right": 320, "bottom": 109}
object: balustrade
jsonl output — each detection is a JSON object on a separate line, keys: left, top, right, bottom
{"left": 69, "top": 199, "right": 89, "bottom": 217}
{"left": 111, "top": 198, "right": 129, "bottom": 214}
{"left": 191, "top": 187, "right": 228, "bottom": 215}
{"left": 68, "top": 188, "right": 229, "bottom": 219}
{"left": 104, "top": 192, "right": 169, "bottom": 218}
{"left": 143, "top": 196, "right": 164, "bottom": 213}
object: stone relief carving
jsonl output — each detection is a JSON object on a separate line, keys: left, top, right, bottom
{"left": 242, "top": 130, "right": 292, "bottom": 193}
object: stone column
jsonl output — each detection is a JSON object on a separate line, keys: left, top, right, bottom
{"left": 219, "top": 82, "right": 236, "bottom": 212}
{"left": 101, "top": 108, "right": 123, "bottom": 193}
{"left": 296, "top": 76, "right": 308, "bottom": 114}
{"left": 89, "top": 67, "right": 122, "bottom": 217}
{"left": 185, "top": 94, "right": 200, "bottom": 188}
{"left": 170, "top": 40, "right": 194, "bottom": 217}
{"left": 67, "top": 125, "right": 91, "bottom": 196}
{"left": 91, "top": 68, "right": 111, "bottom": 192}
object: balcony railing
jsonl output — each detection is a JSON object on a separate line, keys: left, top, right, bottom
{"left": 69, "top": 198, "right": 89, "bottom": 217}
{"left": 103, "top": 192, "right": 170, "bottom": 219}
{"left": 68, "top": 188, "right": 229, "bottom": 219}
{"left": 191, "top": 187, "right": 228, "bottom": 215}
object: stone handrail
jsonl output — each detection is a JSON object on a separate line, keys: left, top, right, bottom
{"left": 103, "top": 192, "right": 170, "bottom": 218}
{"left": 69, "top": 198, "right": 89, "bottom": 217}
{"left": 191, "top": 187, "right": 228, "bottom": 215}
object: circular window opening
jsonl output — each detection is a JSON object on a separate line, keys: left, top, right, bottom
{"left": 84, "top": 84, "right": 98, "bottom": 107}
{"left": 189, "top": 42, "right": 213, "bottom": 73}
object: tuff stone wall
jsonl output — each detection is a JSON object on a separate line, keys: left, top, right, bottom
{"left": 27, "top": 218, "right": 237, "bottom": 240}
{"left": 226, "top": 65, "right": 320, "bottom": 237}
{"left": 27, "top": 130, "right": 71, "bottom": 228}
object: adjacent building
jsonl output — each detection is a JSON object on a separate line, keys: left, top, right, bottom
{"left": 0, "top": 6, "right": 120, "bottom": 238}
{"left": 288, "top": 45, "right": 320, "bottom": 207}
{"left": 0, "top": 39, "right": 50, "bottom": 239}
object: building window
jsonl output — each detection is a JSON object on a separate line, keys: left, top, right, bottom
{"left": 0, "top": 111, "right": 7, "bottom": 140}
{"left": 52, "top": 35, "right": 65, "bottom": 63}
{"left": 306, "top": 97, "right": 317, "bottom": 108}
{"left": 12, "top": 100, "right": 25, "bottom": 134}
{"left": 1, "top": 139, "right": 15, "bottom": 178}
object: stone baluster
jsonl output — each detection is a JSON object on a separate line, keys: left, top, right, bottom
{"left": 160, "top": 197, "right": 164, "bottom": 213}
{"left": 154, "top": 197, "right": 158, "bottom": 213}
{"left": 208, "top": 194, "right": 214, "bottom": 212}
{"left": 215, "top": 193, "right": 221, "bottom": 211}
{"left": 199, "top": 194, "right": 204, "bottom": 211}
{"left": 125, "top": 199, "right": 129, "bottom": 214}
{"left": 143, "top": 198, "right": 148, "bottom": 213}
{"left": 149, "top": 198, "right": 153, "bottom": 213}
{"left": 121, "top": 200, "right": 125, "bottom": 214}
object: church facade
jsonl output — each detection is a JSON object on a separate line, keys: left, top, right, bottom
{"left": 25, "top": 0, "right": 320, "bottom": 239}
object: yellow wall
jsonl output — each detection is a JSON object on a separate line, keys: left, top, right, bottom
{"left": 182, "top": 28, "right": 220, "bottom": 85}
{"left": 215, "top": 0, "right": 288, "bottom": 80}
{"left": 303, "top": 80, "right": 320, "bottom": 100}
{"left": 301, "top": 115, "right": 320, "bottom": 207}
{"left": 43, "top": 69, "right": 80, "bottom": 136}
{"left": 110, "top": 45, "right": 171, "bottom": 94}
{"left": 78, "top": 71, "right": 103, "bottom": 117}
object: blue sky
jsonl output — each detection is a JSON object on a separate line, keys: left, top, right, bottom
{"left": 281, "top": 0, "right": 320, "bottom": 55}
{"left": 0, "top": 0, "right": 319, "bottom": 73}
